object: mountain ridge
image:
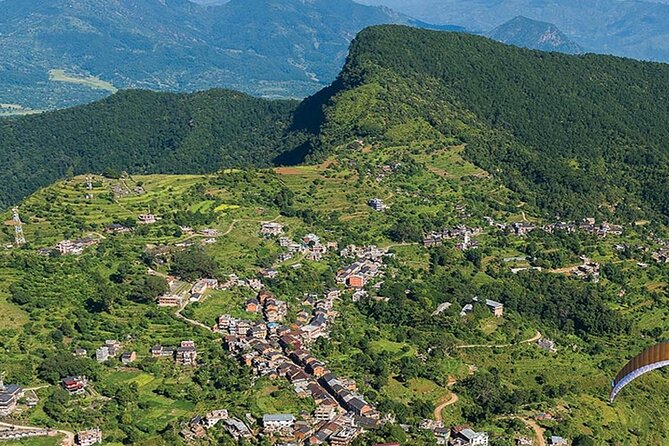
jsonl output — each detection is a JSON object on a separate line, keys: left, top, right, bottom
{"left": 4, "top": 26, "right": 669, "bottom": 223}
{"left": 488, "top": 15, "right": 583, "bottom": 54}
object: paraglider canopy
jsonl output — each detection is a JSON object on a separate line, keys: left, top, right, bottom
{"left": 611, "top": 342, "right": 669, "bottom": 403}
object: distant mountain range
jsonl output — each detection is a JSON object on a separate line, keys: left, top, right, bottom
{"left": 4, "top": 0, "right": 668, "bottom": 112}
{"left": 0, "top": 0, "right": 589, "bottom": 112}
{"left": 0, "top": 0, "right": 413, "bottom": 110}
{"left": 357, "top": 0, "right": 669, "bottom": 62}
{"left": 488, "top": 16, "right": 582, "bottom": 54}
{"left": 4, "top": 25, "right": 669, "bottom": 222}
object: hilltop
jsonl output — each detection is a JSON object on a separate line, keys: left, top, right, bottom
{"left": 488, "top": 16, "right": 582, "bottom": 54}
{"left": 300, "top": 25, "right": 669, "bottom": 222}
{"left": 357, "top": 0, "right": 669, "bottom": 62}
{"left": 0, "top": 89, "right": 306, "bottom": 209}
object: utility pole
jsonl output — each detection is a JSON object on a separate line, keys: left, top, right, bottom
{"left": 12, "top": 208, "right": 25, "bottom": 246}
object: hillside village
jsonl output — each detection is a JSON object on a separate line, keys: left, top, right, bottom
{"left": 0, "top": 139, "right": 668, "bottom": 446}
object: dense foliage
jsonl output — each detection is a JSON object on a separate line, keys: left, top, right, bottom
{"left": 0, "top": 89, "right": 306, "bottom": 208}
{"left": 304, "top": 25, "right": 669, "bottom": 221}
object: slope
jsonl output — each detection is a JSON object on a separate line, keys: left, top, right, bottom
{"left": 0, "top": 89, "right": 305, "bottom": 209}
{"left": 300, "top": 25, "right": 669, "bottom": 222}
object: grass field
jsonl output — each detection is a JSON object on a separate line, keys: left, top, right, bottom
{"left": 190, "top": 289, "right": 260, "bottom": 327}
{"left": 48, "top": 69, "right": 117, "bottom": 92}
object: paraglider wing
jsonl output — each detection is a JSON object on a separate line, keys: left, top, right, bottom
{"left": 611, "top": 342, "right": 669, "bottom": 402}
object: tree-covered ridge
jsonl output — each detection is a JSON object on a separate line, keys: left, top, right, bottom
{"left": 305, "top": 25, "right": 669, "bottom": 222}
{"left": 0, "top": 89, "right": 306, "bottom": 209}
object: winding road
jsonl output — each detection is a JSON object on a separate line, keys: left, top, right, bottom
{"left": 433, "top": 392, "right": 459, "bottom": 422}
{"left": 433, "top": 376, "right": 460, "bottom": 422}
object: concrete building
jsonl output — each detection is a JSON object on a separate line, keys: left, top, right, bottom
{"left": 0, "top": 379, "right": 23, "bottom": 416}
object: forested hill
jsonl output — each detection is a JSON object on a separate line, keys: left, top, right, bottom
{"left": 6, "top": 25, "right": 669, "bottom": 220}
{"left": 0, "top": 89, "right": 305, "bottom": 209}
{"left": 302, "top": 25, "right": 669, "bottom": 222}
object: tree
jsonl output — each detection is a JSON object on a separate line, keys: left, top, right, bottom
{"left": 170, "top": 247, "right": 218, "bottom": 281}
{"left": 130, "top": 275, "right": 169, "bottom": 303}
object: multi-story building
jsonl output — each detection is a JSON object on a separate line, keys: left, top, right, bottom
{"left": 0, "top": 379, "right": 23, "bottom": 416}
{"left": 76, "top": 428, "right": 102, "bottom": 446}
{"left": 176, "top": 341, "right": 197, "bottom": 366}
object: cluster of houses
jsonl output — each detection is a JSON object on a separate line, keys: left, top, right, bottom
{"left": 423, "top": 226, "right": 483, "bottom": 250}
{"left": 50, "top": 237, "right": 99, "bottom": 255}
{"left": 374, "top": 163, "right": 401, "bottom": 183}
{"left": 651, "top": 245, "right": 669, "bottom": 263}
{"left": 261, "top": 222, "right": 285, "bottom": 237}
{"left": 420, "top": 421, "right": 489, "bottom": 445}
{"left": 180, "top": 409, "right": 233, "bottom": 441}
{"left": 262, "top": 222, "right": 336, "bottom": 263}
{"left": 76, "top": 428, "right": 103, "bottom": 446}
{"left": 572, "top": 257, "right": 601, "bottom": 282}
{"left": 459, "top": 297, "right": 504, "bottom": 318}
{"left": 89, "top": 340, "right": 137, "bottom": 366}
{"left": 95, "top": 340, "right": 122, "bottom": 362}
{"left": 215, "top": 285, "right": 379, "bottom": 445}
{"left": 0, "top": 428, "right": 53, "bottom": 442}
{"left": 150, "top": 341, "right": 198, "bottom": 366}
{"left": 505, "top": 219, "right": 623, "bottom": 238}
{"left": 337, "top": 245, "right": 388, "bottom": 289}
{"left": 276, "top": 233, "right": 337, "bottom": 263}
{"left": 190, "top": 278, "right": 219, "bottom": 302}
{"left": 221, "top": 274, "right": 264, "bottom": 292}
{"left": 246, "top": 290, "right": 288, "bottom": 323}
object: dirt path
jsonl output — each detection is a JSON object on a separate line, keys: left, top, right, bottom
{"left": 455, "top": 331, "right": 542, "bottom": 349}
{"left": 0, "top": 421, "right": 74, "bottom": 445}
{"left": 521, "top": 418, "right": 547, "bottom": 446}
{"left": 433, "top": 392, "right": 459, "bottom": 421}
{"left": 175, "top": 306, "right": 213, "bottom": 332}
{"left": 433, "top": 376, "right": 460, "bottom": 421}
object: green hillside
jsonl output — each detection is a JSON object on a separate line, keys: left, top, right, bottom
{"left": 302, "top": 25, "right": 669, "bottom": 222}
{"left": 0, "top": 89, "right": 306, "bottom": 209}
{"left": 1, "top": 151, "right": 668, "bottom": 444}
{"left": 5, "top": 25, "right": 669, "bottom": 222}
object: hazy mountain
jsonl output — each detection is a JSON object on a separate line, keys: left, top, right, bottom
{"left": 0, "top": 0, "right": 411, "bottom": 110}
{"left": 488, "top": 16, "right": 582, "bottom": 54}
{"left": 356, "top": 0, "right": 669, "bottom": 62}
